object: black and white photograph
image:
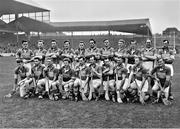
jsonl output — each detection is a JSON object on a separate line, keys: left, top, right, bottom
{"left": 0, "top": 0, "right": 180, "bottom": 128}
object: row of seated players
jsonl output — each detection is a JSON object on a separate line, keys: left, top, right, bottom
{"left": 5, "top": 38, "right": 175, "bottom": 105}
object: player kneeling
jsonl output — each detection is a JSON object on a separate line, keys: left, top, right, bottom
{"left": 150, "top": 58, "right": 172, "bottom": 105}
{"left": 114, "top": 57, "right": 129, "bottom": 103}
{"left": 102, "top": 57, "right": 116, "bottom": 102}
{"left": 59, "top": 58, "right": 76, "bottom": 100}
{"left": 74, "top": 57, "right": 90, "bottom": 101}
{"left": 37, "top": 57, "right": 60, "bottom": 100}
{"left": 88, "top": 56, "right": 102, "bottom": 101}
{"left": 31, "top": 56, "right": 46, "bottom": 99}
{"left": 5, "top": 59, "right": 33, "bottom": 99}
{"left": 127, "top": 56, "right": 150, "bottom": 104}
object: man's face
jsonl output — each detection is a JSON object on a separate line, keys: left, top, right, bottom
{"left": 46, "top": 59, "right": 53, "bottom": 66}
{"left": 135, "top": 57, "right": 140, "bottom": 65}
{"left": 64, "top": 60, "right": 69, "bottom": 66}
{"left": 51, "top": 41, "right": 57, "bottom": 48}
{"left": 38, "top": 41, "right": 44, "bottom": 49}
{"left": 118, "top": 41, "right": 124, "bottom": 48}
{"left": 163, "top": 41, "right": 169, "bottom": 47}
{"left": 158, "top": 59, "right": 164, "bottom": 67}
{"left": 17, "top": 61, "right": 23, "bottom": 67}
{"left": 104, "top": 40, "right": 110, "bottom": 47}
{"left": 89, "top": 57, "right": 95, "bottom": 64}
{"left": 117, "top": 58, "right": 123, "bottom": 65}
{"left": 146, "top": 40, "right": 151, "bottom": 48}
{"left": 22, "top": 42, "right": 28, "bottom": 49}
{"left": 79, "top": 58, "right": 85, "bottom": 65}
{"left": 79, "top": 43, "right": 84, "bottom": 49}
{"left": 104, "top": 59, "right": 109, "bottom": 65}
{"left": 89, "top": 40, "right": 95, "bottom": 48}
{"left": 130, "top": 42, "right": 136, "bottom": 49}
{"left": 64, "top": 42, "right": 70, "bottom": 49}
{"left": 34, "top": 59, "right": 40, "bottom": 66}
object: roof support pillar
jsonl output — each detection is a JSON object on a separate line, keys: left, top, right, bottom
{"left": 35, "top": 12, "right": 37, "bottom": 20}
{"left": 42, "top": 12, "right": 43, "bottom": 22}
{"left": 15, "top": 14, "right": 18, "bottom": 19}
{"left": 71, "top": 31, "right": 74, "bottom": 48}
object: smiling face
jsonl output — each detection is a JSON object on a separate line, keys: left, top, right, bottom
{"left": 157, "top": 58, "right": 164, "bottom": 67}
{"left": 34, "top": 59, "right": 40, "bottom": 66}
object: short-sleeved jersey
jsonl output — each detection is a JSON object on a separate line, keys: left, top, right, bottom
{"left": 75, "top": 64, "right": 90, "bottom": 80}
{"left": 74, "top": 48, "right": 86, "bottom": 57}
{"left": 59, "top": 66, "right": 75, "bottom": 82}
{"left": 85, "top": 47, "right": 100, "bottom": 56}
{"left": 16, "top": 48, "right": 33, "bottom": 60}
{"left": 151, "top": 66, "right": 171, "bottom": 80}
{"left": 132, "top": 64, "right": 148, "bottom": 81}
{"left": 102, "top": 63, "right": 115, "bottom": 81}
{"left": 14, "top": 66, "right": 29, "bottom": 80}
{"left": 100, "top": 47, "right": 114, "bottom": 56}
{"left": 44, "top": 65, "right": 59, "bottom": 81}
{"left": 158, "top": 46, "right": 174, "bottom": 64}
{"left": 31, "top": 64, "right": 45, "bottom": 80}
{"left": 89, "top": 63, "right": 102, "bottom": 79}
{"left": 34, "top": 48, "right": 47, "bottom": 63}
{"left": 114, "top": 64, "right": 128, "bottom": 80}
{"left": 141, "top": 47, "right": 156, "bottom": 61}
{"left": 126, "top": 48, "right": 141, "bottom": 64}
{"left": 47, "top": 47, "right": 61, "bottom": 63}
{"left": 115, "top": 48, "right": 127, "bottom": 63}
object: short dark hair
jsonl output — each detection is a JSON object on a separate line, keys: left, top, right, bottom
{"left": 103, "top": 39, "right": 109, "bottom": 42}
{"left": 64, "top": 40, "right": 70, "bottom": 44}
{"left": 79, "top": 41, "right": 84, "bottom": 44}
{"left": 51, "top": 39, "right": 57, "bottom": 42}
{"left": 89, "top": 39, "right": 96, "bottom": 43}
{"left": 130, "top": 40, "right": 136, "bottom": 44}
{"left": 22, "top": 40, "right": 28, "bottom": 44}
{"left": 163, "top": 39, "right": 169, "bottom": 44}
{"left": 38, "top": 40, "right": 44, "bottom": 44}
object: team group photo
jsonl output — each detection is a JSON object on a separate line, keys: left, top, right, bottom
{"left": 0, "top": 0, "right": 179, "bottom": 128}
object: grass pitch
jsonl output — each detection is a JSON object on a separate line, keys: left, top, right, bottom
{"left": 0, "top": 56, "right": 180, "bottom": 128}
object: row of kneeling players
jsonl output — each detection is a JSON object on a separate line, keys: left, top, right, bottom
{"left": 5, "top": 54, "right": 173, "bottom": 106}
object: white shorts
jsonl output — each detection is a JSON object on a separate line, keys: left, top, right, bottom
{"left": 38, "top": 79, "right": 59, "bottom": 92}
{"left": 142, "top": 61, "right": 154, "bottom": 73}
{"left": 116, "top": 78, "right": 129, "bottom": 91}
{"left": 130, "top": 79, "right": 149, "bottom": 92}
{"left": 19, "top": 78, "right": 33, "bottom": 97}
{"left": 103, "top": 80, "right": 115, "bottom": 90}
{"left": 24, "top": 63, "right": 32, "bottom": 75}
{"left": 152, "top": 81, "right": 170, "bottom": 94}
{"left": 165, "top": 64, "right": 174, "bottom": 77}
{"left": 91, "top": 79, "right": 102, "bottom": 89}
{"left": 74, "top": 78, "right": 88, "bottom": 93}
